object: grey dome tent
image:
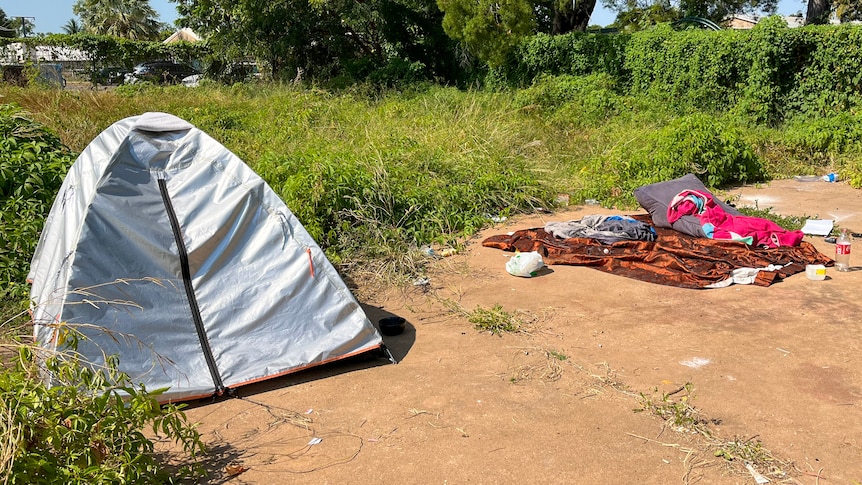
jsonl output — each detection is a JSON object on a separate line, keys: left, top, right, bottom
{"left": 28, "top": 112, "right": 385, "bottom": 402}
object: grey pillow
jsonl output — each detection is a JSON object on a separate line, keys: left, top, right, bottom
{"left": 633, "top": 173, "right": 741, "bottom": 238}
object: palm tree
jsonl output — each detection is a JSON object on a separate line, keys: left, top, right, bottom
{"left": 73, "top": 0, "right": 161, "bottom": 40}
{"left": 62, "top": 18, "right": 83, "bottom": 34}
{"left": 0, "top": 8, "right": 13, "bottom": 38}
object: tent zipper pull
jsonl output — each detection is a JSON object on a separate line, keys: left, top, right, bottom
{"left": 306, "top": 248, "right": 315, "bottom": 278}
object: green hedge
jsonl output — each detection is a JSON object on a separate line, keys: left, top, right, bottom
{"left": 497, "top": 19, "right": 862, "bottom": 124}
{"left": 497, "top": 32, "right": 629, "bottom": 86}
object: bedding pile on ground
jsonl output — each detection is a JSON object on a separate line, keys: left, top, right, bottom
{"left": 482, "top": 217, "right": 831, "bottom": 288}
{"left": 482, "top": 174, "right": 831, "bottom": 288}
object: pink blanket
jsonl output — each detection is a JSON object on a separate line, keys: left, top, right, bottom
{"left": 667, "top": 190, "right": 804, "bottom": 248}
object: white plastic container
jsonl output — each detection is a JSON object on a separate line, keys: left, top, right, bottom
{"left": 805, "top": 264, "right": 826, "bottom": 281}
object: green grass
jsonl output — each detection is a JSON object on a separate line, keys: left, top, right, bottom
{"left": 634, "top": 383, "right": 712, "bottom": 436}
{"left": 2, "top": 78, "right": 861, "bottom": 308}
{"left": 548, "top": 350, "right": 568, "bottom": 361}
{"left": 466, "top": 304, "right": 525, "bottom": 336}
{"left": 635, "top": 383, "right": 791, "bottom": 478}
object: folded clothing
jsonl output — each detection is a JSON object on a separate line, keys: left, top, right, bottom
{"left": 545, "top": 215, "right": 656, "bottom": 244}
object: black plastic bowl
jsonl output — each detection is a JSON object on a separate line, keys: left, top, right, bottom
{"left": 378, "top": 316, "right": 406, "bottom": 336}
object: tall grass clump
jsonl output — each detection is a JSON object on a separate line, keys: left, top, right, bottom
{"left": 778, "top": 112, "right": 862, "bottom": 187}
{"left": 514, "top": 73, "right": 623, "bottom": 129}
{"left": 252, "top": 87, "right": 556, "bottom": 265}
{"left": 576, "top": 113, "right": 765, "bottom": 207}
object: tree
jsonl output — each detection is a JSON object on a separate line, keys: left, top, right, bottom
{"left": 552, "top": 0, "right": 601, "bottom": 33}
{"left": 681, "top": 0, "right": 777, "bottom": 22}
{"left": 607, "top": 0, "right": 680, "bottom": 31}
{"left": 157, "top": 22, "right": 176, "bottom": 39}
{"left": 437, "top": 0, "right": 599, "bottom": 66}
{"left": 805, "top": 0, "right": 830, "bottom": 23}
{"left": 176, "top": 0, "right": 347, "bottom": 79}
{"left": 373, "top": 0, "right": 463, "bottom": 81}
{"left": 73, "top": 0, "right": 162, "bottom": 40}
{"left": 0, "top": 9, "right": 13, "bottom": 40}
{"left": 438, "top": 0, "right": 536, "bottom": 66}
{"left": 62, "top": 18, "right": 84, "bottom": 34}
{"left": 175, "top": 0, "right": 460, "bottom": 82}
{"left": 604, "top": 0, "right": 777, "bottom": 25}
{"left": 804, "top": 0, "right": 861, "bottom": 24}
{"left": 835, "top": 0, "right": 862, "bottom": 21}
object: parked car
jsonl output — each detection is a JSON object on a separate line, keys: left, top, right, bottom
{"left": 124, "top": 61, "right": 199, "bottom": 85}
{"left": 182, "top": 74, "right": 202, "bottom": 88}
{"left": 93, "top": 66, "right": 130, "bottom": 85}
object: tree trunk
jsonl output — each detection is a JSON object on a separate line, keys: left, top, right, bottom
{"left": 806, "top": 0, "right": 832, "bottom": 24}
{"left": 552, "top": 0, "right": 598, "bottom": 33}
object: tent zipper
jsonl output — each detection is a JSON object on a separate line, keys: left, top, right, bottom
{"left": 158, "top": 178, "right": 226, "bottom": 396}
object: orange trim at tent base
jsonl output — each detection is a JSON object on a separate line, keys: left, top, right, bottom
{"left": 160, "top": 343, "right": 385, "bottom": 404}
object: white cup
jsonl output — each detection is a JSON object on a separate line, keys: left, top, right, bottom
{"left": 806, "top": 264, "right": 826, "bottom": 280}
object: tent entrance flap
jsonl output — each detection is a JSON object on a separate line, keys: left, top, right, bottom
{"left": 158, "top": 178, "right": 226, "bottom": 395}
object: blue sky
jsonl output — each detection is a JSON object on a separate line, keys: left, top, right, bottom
{"left": 2, "top": 0, "right": 179, "bottom": 34}
{"left": 4, "top": 0, "right": 809, "bottom": 35}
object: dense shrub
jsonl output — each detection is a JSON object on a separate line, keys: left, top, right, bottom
{"left": 1, "top": 344, "right": 204, "bottom": 483}
{"left": 733, "top": 16, "right": 800, "bottom": 123}
{"left": 578, "top": 113, "right": 765, "bottom": 207}
{"left": 784, "top": 25, "right": 862, "bottom": 117}
{"left": 258, "top": 147, "right": 550, "bottom": 261}
{"left": 0, "top": 105, "right": 74, "bottom": 299}
{"left": 625, "top": 24, "right": 749, "bottom": 112}
{"left": 497, "top": 21, "right": 862, "bottom": 125}
{"left": 782, "top": 112, "right": 862, "bottom": 153}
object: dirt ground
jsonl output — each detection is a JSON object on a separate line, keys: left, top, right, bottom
{"left": 174, "top": 179, "right": 862, "bottom": 484}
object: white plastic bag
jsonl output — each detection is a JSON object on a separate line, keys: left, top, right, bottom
{"left": 505, "top": 251, "right": 545, "bottom": 277}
